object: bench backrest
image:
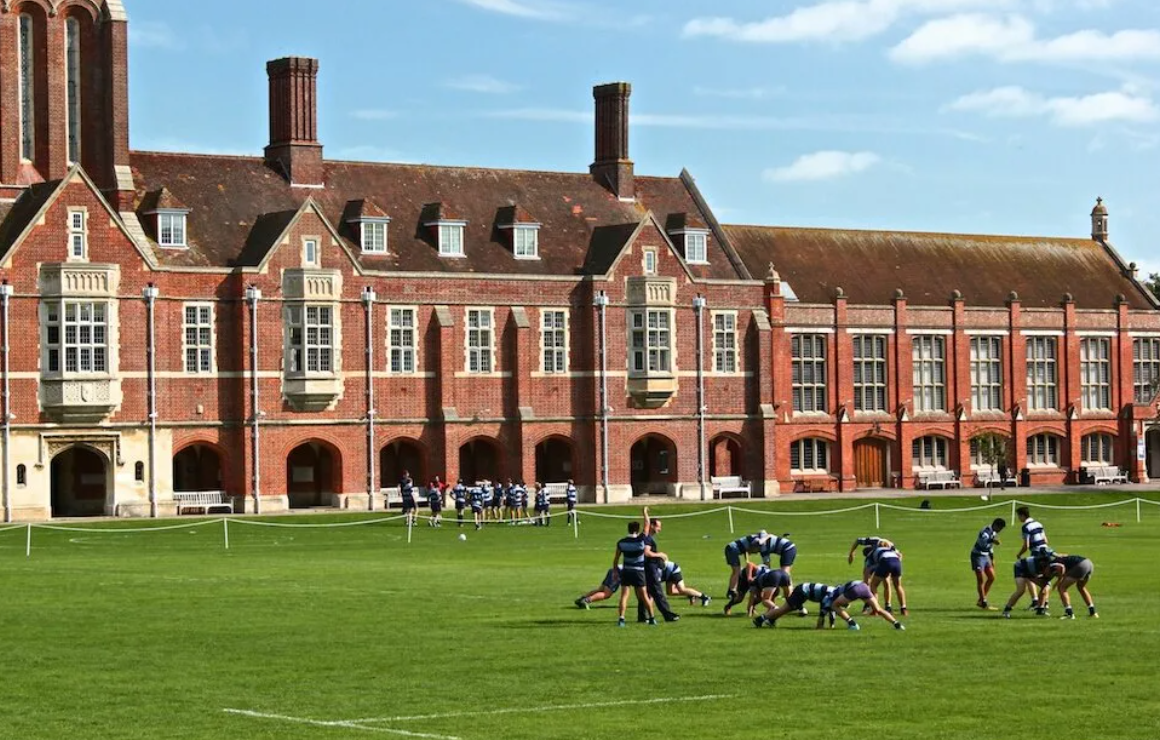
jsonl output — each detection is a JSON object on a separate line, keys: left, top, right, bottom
{"left": 174, "top": 491, "right": 227, "bottom": 503}
{"left": 711, "top": 476, "right": 743, "bottom": 487}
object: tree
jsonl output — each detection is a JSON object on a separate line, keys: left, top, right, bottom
{"left": 1147, "top": 272, "right": 1159, "bottom": 296}
{"left": 974, "top": 433, "right": 1010, "bottom": 484}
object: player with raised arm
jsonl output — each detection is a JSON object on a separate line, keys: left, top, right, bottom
{"left": 724, "top": 530, "right": 772, "bottom": 601}
{"left": 399, "top": 470, "right": 417, "bottom": 528}
{"left": 613, "top": 521, "right": 657, "bottom": 627}
{"left": 575, "top": 565, "right": 622, "bottom": 609}
{"left": 971, "top": 518, "right": 1006, "bottom": 609}
{"left": 1038, "top": 552, "right": 1098, "bottom": 619}
{"left": 820, "top": 580, "right": 906, "bottom": 631}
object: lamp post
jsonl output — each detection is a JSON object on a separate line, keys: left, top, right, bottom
{"left": 245, "top": 285, "right": 263, "bottom": 514}
{"left": 593, "top": 290, "right": 610, "bottom": 504}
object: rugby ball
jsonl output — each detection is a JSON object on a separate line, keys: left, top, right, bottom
{"left": 458, "top": 533, "right": 467, "bottom": 541}
{"left": 980, "top": 494, "right": 990, "bottom": 502}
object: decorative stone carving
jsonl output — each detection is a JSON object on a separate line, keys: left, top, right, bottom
{"left": 39, "top": 263, "right": 120, "bottom": 297}
{"left": 41, "top": 379, "right": 120, "bottom": 423}
{"left": 283, "top": 377, "right": 343, "bottom": 412}
{"left": 626, "top": 276, "right": 676, "bottom": 307}
{"left": 283, "top": 269, "right": 342, "bottom": 300}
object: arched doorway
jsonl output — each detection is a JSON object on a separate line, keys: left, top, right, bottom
{"left": 173, "top": 444, "right": 223, "bottom": 492}
{"left": 50, "top": 446, "right": 109, "bottom": 518}
{"left": 286, "top": 441, "right": 341, "bottom": 509}
{"left": 630, "top": 434, "right": 677, "bottom": 496}
{"left": 709, "top": 435, "right": 743, "bottom": 478}
{"left": 854, "top": 438, "right": 890, "bottom": 489}
{"left": 459, "top": 438, "right": 501, "bottom": 483}
{"left": 535, "top": 437, "right": 574, "bottom": 484}
{"left": 1147, "top": 427, "right": 1160, "bottom": 479}
{"left": 381, "top": 439, "right": 427, "bottom": 489}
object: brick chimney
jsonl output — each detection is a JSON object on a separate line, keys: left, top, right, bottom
{"left": 590, "top": 82, "right": 634, "bottom": 200}
{"left": 264, "top": 57, "right": 324, "bottom": 186}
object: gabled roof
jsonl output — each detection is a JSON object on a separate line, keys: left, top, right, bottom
{"left": 496, "top": 204, "right": 538, "bottom": 227}
{"left": 725, "top": 224, "right": 1153, "bottom": 309}
{"left": 0, "top": 180, "right": 60, "bottom": 262}
{"left": 665, "top": 212, "right": 707, "bottom": 232}
{"left": 343, "top": 199, "right": 389, "bottom": 222}
{"left": 139, "top": 186, "right": 190, "bottom": 214}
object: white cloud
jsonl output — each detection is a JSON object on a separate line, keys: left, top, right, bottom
{"left": 945, "top": 85, "right": 1160, "bottom": 126}
{"left": 455, "top": 0, "right": 572, "bottom": 21}
{"left": 891, "top": 13, "right": 1160, "bottom": 64}
{"left": 445, "top": 74, "right": 522, "bottom": 94}
{"left": 129, "top": 21, "right": 183, "bottom": 50}
{"left": 763, "top": 150, "right": 882, "bottom": 182}
{"left": 351, "top": 110, "right": 400, "bottom": 121}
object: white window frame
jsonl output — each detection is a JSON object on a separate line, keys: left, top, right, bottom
{"left": 302, "top": 237, "right": 320, "bottom": 268}
{"left": 643, "top": 248, "right": 657, "bottom": 275}
{"left": 1081, "top": 433, "right": 1114, "bottom": 465}
{"left": 182, "top": 303, "right": 214, "bottom": 374}
{"left": 361, "top": 219, "right": 389, "bottom": 254}
{"left": 684, "top": 231, "right": 708, "bottom": 264}
{"left": 969, "top": 436, "right": 1010, "bottom": 471}
{"left": 438, "top": 222, "right": 466, "bottom": 257}
{"left": 44, "top": 300, "right": 108, "bottom": 376}
{"left": 158, "top": 211, "right": 188, "bottom": 248}
{"left": 540, "top": 308, "right": 568, "bottom": 374}
{"left": 912, "top": 335, "right": 946, "bottom": 412}
{"left": 465, "top": 308, "right": 495, "bottom": 374}
{"left": 853, "top": 334, "right": 888, "bottom": 412}
{"left": 387, "top": 306, "right": 418, "bottom": 375}
{"left": 629, "top": 308, "right": 673, "bottom": 375}
{"left": 712, "top": 312, "right": 737, "bottom": 374}
{"left": 65, "top": 17, "right": 81, "bottom": 164}
{"left": 67, "top": 208, "right": 87, "bottom": 261}
{"left": 1027, "top": 433, "right": 1060, "bottom": 467}
{"left": 1135, "top": 337, "right": 1160, "bottom": 403}
{"left": 286, "top": 304, "right": 334, "bottom": 376}
{"left": 970, "top": 336, "right": 1003, "bottom": 412}
{"left": 514, "top": 226, "right": 540, "bottom": 260}
{"left": 790, "top": 438, "right": 830, "bottom": 474}
{"left": 1080, "top": 337, "right": 1111, "bottom": 411}
{"left": 792, "top": 334, "right": 828, "bottom": 413}
{"left": 911, "top": 435, "right": 949, "bottom": 470}
{"left": 1026, "top": 337, "right": 1057, "bottom": 411}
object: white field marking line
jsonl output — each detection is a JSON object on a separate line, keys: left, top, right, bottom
{"left": 350, "top": 693, "right": 738, "bottom": 724}
{"left": 223, "top": 709, "right": 461, "bottom": 740}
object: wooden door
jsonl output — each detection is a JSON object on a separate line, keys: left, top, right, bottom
{"left": 854, "top": 440, "right": 887, "bottom": 489}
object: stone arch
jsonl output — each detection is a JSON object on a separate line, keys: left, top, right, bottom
{"left": 380, "top": 437, "right": 428, "bottom": 489}
{"left": 459, "top": 436, "right": 502, "bottom": 484}
{"left": 534, "top": 435, "right": 574, "bottom": 485}
{"left": 49, "top": 443, "right": 110, "bottom": 518}
{"left": 285, "top": 439, "right": 343, "bottom": 509}
{"left": 708, "top": 433, "right": 743, "bottom": 478}
{"left": 173, "top": 443, "right": 225, "bottom": 492}
{"left": 629, "top": 433, "right": 677, "bottom": 496}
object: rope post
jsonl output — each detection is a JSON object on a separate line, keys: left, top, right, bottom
{"left": 1011, "top": 499, "right": 1017, "bottom": 522}
{"left": 25, "top": 522, "right": 30, "bottom": 558}
{"left": 1137, "top": 498, "right": 1142, "bottom": 524}
{"left": 875, "top": 502, "right": 880, "bottom": 530}
{"left": 223, "top": 518, "right": 230, "bottom": 550}
{"left": 407, "top": 514, "right": 413, "bottom": 544}
{"left": 727, "top": 506, "right": 735, "bottom": 535}
{"left": 573, "top": 509, "right": 580, "bottom": 539}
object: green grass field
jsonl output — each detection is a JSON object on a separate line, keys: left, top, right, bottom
{"left": 1, "top": 493, "right": 1159, "bottom": 740}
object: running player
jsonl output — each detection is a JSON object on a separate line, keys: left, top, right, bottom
{"left": 400, "top": 470, "right": 417, "bottom": 527}
{"left": 971, "top": 518, "right": 1006, "bottom": 609}
{"left": 613, "top": 521, "right": 657, "bottom": 627}
{"left": 575, "top": 565, "right": 621, "bottom": 609}
{"left": 661, "top": 560, "right": 712, "bottom": 606}
{"left": 820, "top": 580, "right": 906, "bottom": 631}
{"left": 426, "top": 482, "right": 443, "bottom": 527}
{"left": 724, "top": 531, "right": 771, "bottom": 600}
{"left": 451, "top": 479, "right": 468, "bottom": 528}
{"left": 565, "top": 480, "right": 578, "bottom": 525}
{"left": 469, "top": 484, "right": 485, "bottom": 529}
{"left": 847, "top": 536, "right": 896, "bottom": 607}
{"left": 1001, "top": 551, "right": 1052, "bottom": 618}
{"left": 753, "top": 582, "right": 835, "bottom": 628}
{"left": 1038, "top": 552, "right": 1098, "bottom": 619}
{"left": 867, "top": 543, "right": 908, "bottom": 615}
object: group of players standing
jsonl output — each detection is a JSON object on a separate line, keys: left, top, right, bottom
{"left": 397, "top": 471, "right": 578, "bottom": 530}
{"left": 577, "top": 503, "right": 1099, "bottom": 629}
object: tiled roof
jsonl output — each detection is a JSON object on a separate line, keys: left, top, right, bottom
{"left": 725, "top": 224, "right": 1154, "bottom": 309}
{"left": 126, "top": 152, "right": 745, "bottom": 278}
{"left": 496, "top": 204, "right": 538, "bottom": 227}
{"left": 138, "top": 186, "right": 189, "bottom": 213}
{"left": 0, "top": 180, "right": 62, "bottom": 261}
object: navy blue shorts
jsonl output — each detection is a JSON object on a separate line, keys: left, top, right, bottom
{"left": 875, "top": 559, "right": 903, "bottom": 579}
{"left": 971, "top": 552, "right": 993, "bottom": 571}
{"left": 470, "top": 505, "right": 482, "bottom": 514}
{"left": 785, "top": 586, "right": 808, "bottom": 611}
{"left": 567, "top": 501, "right": 576, "bottom": 511}
{"left": 777, "top": 548, "right": 797, "bottom": 568}
{"left": 843, "top": 582, "right": 873, "bottom": 602}
{"left": 725, "top": 544, "right": 742, "bottom": 567}
{"left": 601, "top": 568, "right": 621, "bottom": 594}
{"left": 401, "top": 497, "right": 416, "bottom": 513}
{"left": 621, "top": 568, "right": 647, "bottom": 588}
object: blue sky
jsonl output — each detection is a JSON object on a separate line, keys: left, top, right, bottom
{"left": 126, "top": 0, "right": 1160, "bottom": 278}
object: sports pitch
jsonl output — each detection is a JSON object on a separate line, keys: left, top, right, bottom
{"left": 1, "top": 492, "right": 1158, "bottom": 740}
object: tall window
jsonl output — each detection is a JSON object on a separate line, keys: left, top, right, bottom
{"left": 643, "top": 249, "right": 657, "bottom": 275}
{"left": 302, "top": 238, "right": 319, "bottom": 267}
{"left": 541, "top": 309, "right": 567, "bottom": 373}
{"left": 912, "top": 436, "right": 948, "bottom": 469}
{"left": 388, "top": 307, "right": 416, "bottom": 374}
{"left": 45, "top": 302, "right": 107, "bottom": 374}
{"left": 1081, "top": 434, "right": 1113, "bottom": 465}
{"left": 439, "top": 224, "right": 465, "bottom": 257}
{"left": 969, "top": 436, "right": 1009, "bottom": 469}
{"left": 853, "top": 334, "right": 888, "bottom": 412}
{"left": 183, "top": 304, "right": 213, "bottom": 373}
{"left": 159, "top": 213, "right": 187, "bottom": 248}
{"left": 630, "top": 309, "right": 671, "bottom": 374}
{"left": 514, "top": 227, "right": 539, "bottom": 259}
{"left": 712, "top": 313, "right": 736, "bottom": 373}
{"left": 912, "top": 335, "right": 946, "bottom": 412}
{"left": 1080, "top": 338, "right": 1111, "bottom": 411}
{"left": 1026, "top": 337, "right": 1057, "bottom": 411}
{"left": 287, "top": 305, "right": 333, "bottom": 374}
{"left": 1134, "top": 338, "right": 1160, "bottom": 403}
{"left": 68, "top": 210, "right": 86, "bottom": 260}
{"left": 466, "top": 309, "right": 494, "bottom": 373}
{"left": 970, "top": 336, "right": 1003, "bottom": 412}
{"left": 685, "top": 232, "right": 708, "bottom": 263}
{"left": 66, "top": 18, "right": 81, "bottom": 164}
{"left": 19, "top": 14, "right": 34, "bottom": 161}
{"left": 361, "top": 221, "right": 388, "bottom": 253}
{"left": 791, "top": 334, "right": 827, "bottom": 413}
{"left": 790, "top": 438, "right": 829, "bottom": 473}
{"left": 1027, "top": 434, "right": 1060, "bottom": 466}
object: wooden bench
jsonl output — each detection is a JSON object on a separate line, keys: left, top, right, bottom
{"left": 711, "top": 475, "right": 752, "bottom": 499}
{"left": 173, "top": 491, "right": 233, "bottom": 515}
{"left": 918, "top": 470, "right": 962, "bottom": 490}
{"left": 975, "top": 471, "right": 1018, "bottom": 489}
{"left": 793, "top": 477, "right": 835, "bottom": 494}
{"left": 1084, "top": 465, "right": 1129, "bottom": 485}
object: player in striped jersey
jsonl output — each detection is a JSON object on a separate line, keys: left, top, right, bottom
{"left": 661, "top": 561, "right": 712, "bottom": 607}
{"left": 724, "top": 531, "right": 772, "bottom": 600}
{"left": 1001, "top": 551, "right": 1053, "bottom": 618}
{"left": 760, "top": 534, "right": 797, "bottom": 602}
{"left": 747, "top": 567, "right": 792, "bottom": 616}
{"left": 469, "top": 485, "right": 485, "bottom": 530}
{"left": 971, "top": 518, "right": 1006, "bottom": 609}
{"left": 867, "top": 544, "right": 908, "bottom": 615}
{"left": 753, "top": 582, "right": 835, "bottom": 628}
{"left": 614, "top": 521, "right": 657, "bottom": 627}
{"left": 451, "top": 480, "right": 468, "bottom": 528}
{"left": 820, "top": 580, "right": 906, "bottom": 631}
{"left": 847, "top": 536, "right": 897, "bottom": 607}
{"left": 565, "top": 480, "right": 578, "bottom": 525}
{"left": 723, "top": 562, "right": 763, "bottom": 616}
{"left": 1016, "top": 507, "right": 1049, "bottom": 557}
{"left": 575, "top": 565, "right": 622, "bottom": 609}
{"left": 1037, "top": 552, "right": 1098, "bottom": 619}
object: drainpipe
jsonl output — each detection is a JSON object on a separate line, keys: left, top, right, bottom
{"left": 1, "top": 281, "right": 12, "bottom": 523}
{"left": 693, "top": 294, "right": 708, "bottom": 501}
{"left": 245, "top": 285, "right": 262, "bottom": 514}
{"left": 143, "top": 283, "right": 160, "bottom": 518}
{"left": 362, "top": 287, "right": 377, "bottom": 511}
{"left": 594, "top": 290, "right": 610, "bottom": 504}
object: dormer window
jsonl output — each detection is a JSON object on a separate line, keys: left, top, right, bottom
{"left": 360, "top": 219, "right": 389, "bottom": 254}
{"left": 513, "top": 226, "right": 539, "bottom": 259}
{"left": 158, "top": 212, "right": 187, "bottom": 248}
{"left": 666, "top": 213, "right": 710, "bottom": 265}
{"left": 438, "top": 223, "right": 466, "bottom": 257}
{"left": 684, "top": 232, "right": 708, "bottom": 264}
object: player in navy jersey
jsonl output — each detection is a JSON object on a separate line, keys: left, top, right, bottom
{"left": 724, "top": 531, "right": 772, "bottom": 600}
{"left": 1037, "top": 552, "right": 1098, "bottom": 619}
{"left": 399, "top": 471, "right": 417, "bottom": 527}
{"left": 723, "top": 562, "right": 763, "bottom": 616}
{"left": 970, "top": 518, "right": 1006, "bottom": 609}
{"left": 819, "top": 580, "right": 906, "bottom": 631}
{"left": 501, "top": 479, "right": 516, "bottom": 524}
{"left": 485, "top": 482, "right": 501, "bottom": 522}
{"left": 516, "top": 482, "right": 530, "bottom": 522}
{"left": 533, "top": 483, "right": 551, "bottom": 526}
{"left": 661, "top": 560, "right": 711, "bottom": 607}
{"left": 760, "top": 534, "right": 797, "bottom": 602}
{"left": 847, "top": 536, "right": 896, "bottom": 608}
{"left": 614, "top": 521, "right": 657, "bottom": 627}
{"left": 867, "top": 544, "right": 908, "bottom": 615}
{"left": 575, "top": 565, "right": 622, "bottom": 609}
{"left": 451, "top": 480, "right": 468, "bottom": 528}
{"left": 1001, "top": 551, "right": 1053, "bottom": 618}
{"left": 426, "top": 482, "right": 443, "bottom": 527}
{"left": 747, "top": 567, "right": 791, "bottom": 616}
{"left": 753, "top": 582, "right": 836, "bottom": 627}
{"left": 469, "top": 485, "right": 485, "bottom": 529}
{"left": 639, "top": 509, "right": 679, "bottom": 622}
{"left": 565, "top": 480, "right": 578, "bottom": 525}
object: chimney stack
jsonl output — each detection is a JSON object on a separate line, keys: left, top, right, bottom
{"left": 265, "top": 57, "right": 324, "bottom": 186}
{"left": 590, "top": 82, "right": 634, "bottom": 200}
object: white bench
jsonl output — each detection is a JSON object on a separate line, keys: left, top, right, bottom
{"left": 1085, "top": 466, "right": 1129, "bottom": 485}
{"left": 918, "top": 470, "right": 962, "bottom": 490}
{"left": 542, "top": 482, "right": 570, "bottom": 504}
{"left": 380, "top": 486, "right": 438, "bottom": 508}
{"left": 173, "top": 491, "right": 233, "bottom": 515}
{"left": 711, "top": 476, "right": 752, "bottom": 499}
{"left": 976, "top": 471, "right": 1018, "bottom": 489}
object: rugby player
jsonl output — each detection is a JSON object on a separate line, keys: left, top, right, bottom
{"left": 747, "top": 567, "right": 791, "bottom": 615}
{"left": 565, "top": 480, "right": 578, "bottom": 525}
{"left": 722, "top": 562, "right": 762, "bottom": 616}
{"left": 662, "top": 560, "right": 712, "bottom": 607}
{"left": 469, "top": 484, "right": 485, "bottom": 530}
{"left": 1015, "top": 506, "right": 1049, "bottom": 557}
{"left": 971, "top": 518, "right": 1006, "bottom": 609}
{"left": 426, "top": 482, "right": 443, "bottom": 527}
{"left": 533, "top": 483, "right": 551, "bottom": 526}
{"left": 451, "top": 479, "right": 468, "bottom": 528}
{"left": 639, "top": 509, "right": 679, "bottom": 622}
{"left": 847, "top": 536, "right": 896, "bottom": 607}
{"left": 1038, "top": 552, "right": 1098, "bottom": 619}
{"left": 399, "top": 470, "right": 417, "bottom": 528}
{"left": 821, "top": 580, "right": 906, "bottom": 631}
{"left": 1001, "top": 551, "right": 1052, "bottom": 618}
{"left": 575, "top": 565, "right": 622, "bottom": 609}
{"left": 614, "top": 521, "right": 658, "bottom": 627}
{"left": 724, "top": 530, "right": 772, "bottom": 600}
{"left": 760, "top": 534, "right": 797, "bottom": 602}
{"left": 753, "top": 582, "right": 836, "bottom": 628}
{"left": 866, "top": 542, "right": 908, "bottom": 615}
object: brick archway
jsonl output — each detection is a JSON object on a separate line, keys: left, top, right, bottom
{"left": 50, "top": 444, "right": 110, "bottom": 518}
{"left": 286, "top": 440, "right": 342, "bottom": 509}
{"left": 630, "top": 434, "right": 677, "bottom": 496}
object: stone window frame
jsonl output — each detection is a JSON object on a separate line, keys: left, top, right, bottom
{"left": 387, "top": 305, "right": 419, "bottom": 375}
{"left": 852, "top": 334, "right": 888, "bottom": 413}
{"left": 791, "top": 333, "right": 828, "bottom": 414}
{"left": 540, "top": 308, "right": 569, "bottom": 374}
{"left": 711, "top": 310, "right": 737, "bottom": 374}
{"left": 628, "top": 307, "right": 673, "bottom": 376}
{"left": 1080, "top": 337, "right": 1111, "bottom": 411}
{"left": 285, "top": 304, "right": 335, "bottom": 376}
{"left": 67, "top": 207, "right": 88, "bottom": 262}
{"left": 465, "top": 307, "right": 495, "bottom": 374}
{"left": 1026, "top": 336, "right": 1058, "bottom": 411}
{"left": 157, "top": 211, "right": 188, "bottom": 249}
{"left": 302, "top": 235, "right": 321, "bottom": 268}
{"left": 1134, "top": 337, "right": 1160, "bottom": 403}
{"left": 970, "top": 336, "right": 1004, "bottom": 412}
{"left": 1027, "top": 433, "right": 1061, "bottom": 467}
{"left": 911, "top": 435, "right": 949, "bottom": 470}
{"left": 912, "top": 334, "right": 947, "bottom": 413}
{"left": 790, "top": 437, "right": 830, "bottom": 474}
{"left": 684, "top": 231, "right": 708, "bottom": 264}
{"left": 182, "top": 302, "right": 215, "bottom": 374}
{"left": 1081, "top": 433, "right": 1114, "bottom": 465}
{"left": 360, "top": 219, "right": 389, "bottom": 254}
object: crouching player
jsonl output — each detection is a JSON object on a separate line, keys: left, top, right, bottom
{"left": 848, "top": 536, "right": 896, "bottom": 609}
{"left": 867, "top": 543, "right": 908, "bottom": 615}
{"left": 724, "top": 531, "right": 771, "bottom": 601}
{"left": 662, "top": 561, "right": 711, "bottom": 607}
{"left": 575, "top": 565, "right": 621, "bottom": 609}
{"left": 1039, "top": 552, "right": 1098, "bottom": 619}
{"left": 1001, "top": 551, "right": 1052, "bottom": 619}
{"left": 760, "top": 534, "right": 797, "bottom": 602}
{"left": 753, "top": 582, "right": 835, "bottom": 628}
{"left": 821, "top": 580, "right": 905, "bottom": 631}
{"left": 748, "top": 567, "right": 792, "bottom": 617}
{"left": 723, "top": 562, "right": 762, "bottom": 616}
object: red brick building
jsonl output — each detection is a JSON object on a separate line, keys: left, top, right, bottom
{"left": 0, "top": 2, "right": 1157, "bottom": 520}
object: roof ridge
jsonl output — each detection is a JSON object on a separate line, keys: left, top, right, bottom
{"left": 723, "top": 223, "right": 1091, "bottom": 243}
